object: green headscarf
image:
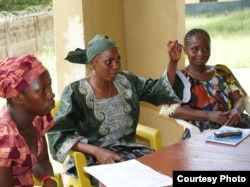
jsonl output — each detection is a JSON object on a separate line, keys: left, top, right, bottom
{"left": 65, "top": 34, "right": 118, "bottom": 64}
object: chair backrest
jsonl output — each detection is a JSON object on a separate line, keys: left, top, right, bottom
{"left": 51, "top": 100, "right": 60, "bottom": 116}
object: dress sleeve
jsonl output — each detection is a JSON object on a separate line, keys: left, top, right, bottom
{"left": 121, "top": 70, "right": 189, "bottom": 106}
{"left": 215, "top": 64, "right": 245, "bottom": 94}
{"left": 47, "top": 84, "right": 86, "bottom": 163}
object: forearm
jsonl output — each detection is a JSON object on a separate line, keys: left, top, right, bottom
{"left": 73, "top": 141, "right": 124, "bottom": 164}
{"left": 73, "top": 141, "right": 100, "bottom": 156}
{"left": 170, "top": 106, "right": 210, "bottom": 121}
{"left": 33, "top": 158, "right": 58, "bottom": 187}
{"left": 0, "top": 167, "right": 13, "bottom": 187}
{"left": 166, "top": 39, "right": 183, "bottom": 85}
{"left": 32, "top": 137, "right": 55, "bottom": 184}
{"left": 167, "top": 60, "right": 178, "bottom": 86}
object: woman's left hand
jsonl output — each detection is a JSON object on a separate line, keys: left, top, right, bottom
{"left": 223, "top": 110, "right": 241, "bottom": 126}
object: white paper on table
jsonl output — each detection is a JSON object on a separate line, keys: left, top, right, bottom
{"left": 84, "top": 159, "right": 172, "bottom": 187}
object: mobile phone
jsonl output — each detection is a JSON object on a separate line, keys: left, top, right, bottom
{"left": 214, "top": 129, "right": 242, "bottom": 137}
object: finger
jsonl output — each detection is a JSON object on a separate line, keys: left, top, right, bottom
{"left": 225, "top": 117, "right": 237, "bottom": 126}
{"left": 167, "top": 40, "right": 175, "bottom": 47}
{"left": 177, "top": 43, "right": 183, "bottom": 51}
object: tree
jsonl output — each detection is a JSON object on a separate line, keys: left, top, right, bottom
{"left": 0, "top": 0, "right": 52, "bottom": 12}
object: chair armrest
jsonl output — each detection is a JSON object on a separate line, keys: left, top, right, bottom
{"left": 175, "top": 119, "right": 200, "bottom": 137}
{"left": 33, "top": 172, "right": 63, "bottom": 187}
{"left": 33, "top": 175, "right": 41, "bottom": 186}
{"left": 136, "top": 123, "right": 162, "bottom": 151}
{"left": 66, "top": 150, "right": 92, "bottom": 187}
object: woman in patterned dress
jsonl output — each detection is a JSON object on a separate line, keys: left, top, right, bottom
{"left": 47, "top": 34, "right": 188, "bottom": 186}
{"left": 0, "top": 54, "right": 57, "bottom": 187}
{"left": 160, "top": 28, "right": 250, "bottom": 137}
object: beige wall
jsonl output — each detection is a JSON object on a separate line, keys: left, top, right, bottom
{"left": 53, "top": 0, "right": 127, "bottom": 96}
{"left": 123, "top": 0, "right": 185, "bottom": 146}
{"left": 53, "top": 0, "right": 85, "bottom": 98}
{"left": 53, "top": 0, "right": 185, "bottom": 147}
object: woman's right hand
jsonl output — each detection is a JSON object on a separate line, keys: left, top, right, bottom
{"left": 167, "top": 39, "right": 183, "bottom": 63}
{"left": 93, "top": 147, "right": 124, "bottom": 164}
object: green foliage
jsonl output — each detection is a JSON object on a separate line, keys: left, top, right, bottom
{"left": 0, "top": 0, "right": 52, "bottom": 11}
{"left": 185, "top": 8, "right": 250, "bottom": 68}
{"left": 186, "top": 8, "right": 250, "bottom": 38}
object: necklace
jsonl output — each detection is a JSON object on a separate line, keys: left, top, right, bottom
{"left": 90, "top": 78, "right": 112, "bottom": 97}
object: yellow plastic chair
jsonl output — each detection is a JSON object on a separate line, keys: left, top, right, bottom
{"left": 136, "top": 123, "right": 162, "bottom": 151}
{"left": 65, "top": 150, "right": 92, "bottom": 187}
{"left": 65, "top": 123, "right": 162, "bottom": 187}
{"left": 33, "top": 173, "right": 63, "bottom": 187}
{"left": 51, "top": 100, "right": 60, "bottom": 116}
{"left": 52, "top": 100, "right": 163, "bottom": 187}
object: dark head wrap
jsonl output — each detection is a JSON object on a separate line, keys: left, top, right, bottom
{"left": 65, "top": 34, "right": 118, "bottom": 64}
{"left": 0, "top": 54, "right": 47, "bottom": 98}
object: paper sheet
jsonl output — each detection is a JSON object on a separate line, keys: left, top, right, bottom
{"left": 84, "top": 159, "right": 172, "bottom": 187}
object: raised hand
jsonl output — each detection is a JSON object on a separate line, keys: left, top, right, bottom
{"left": 167, "top": 39, "right": 183, "bottom": 63}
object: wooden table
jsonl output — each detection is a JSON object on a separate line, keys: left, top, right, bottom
{"left": 138, "top": 130, "right": 250, "bottom": 186}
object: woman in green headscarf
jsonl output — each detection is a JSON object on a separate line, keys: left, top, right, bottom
{"left": 48, "top": 34, "right": 189, "bottom": 186}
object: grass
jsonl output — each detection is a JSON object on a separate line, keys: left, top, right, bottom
{"left": 186, "top": 9, "right": 250, "bottom": 36}
{"left": 185, "top": 8, "right": 250, "bottom": 68}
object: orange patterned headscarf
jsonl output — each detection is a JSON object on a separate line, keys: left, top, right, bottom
{"left": 0, "top": 54, "right": 47, "bottom": 98}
